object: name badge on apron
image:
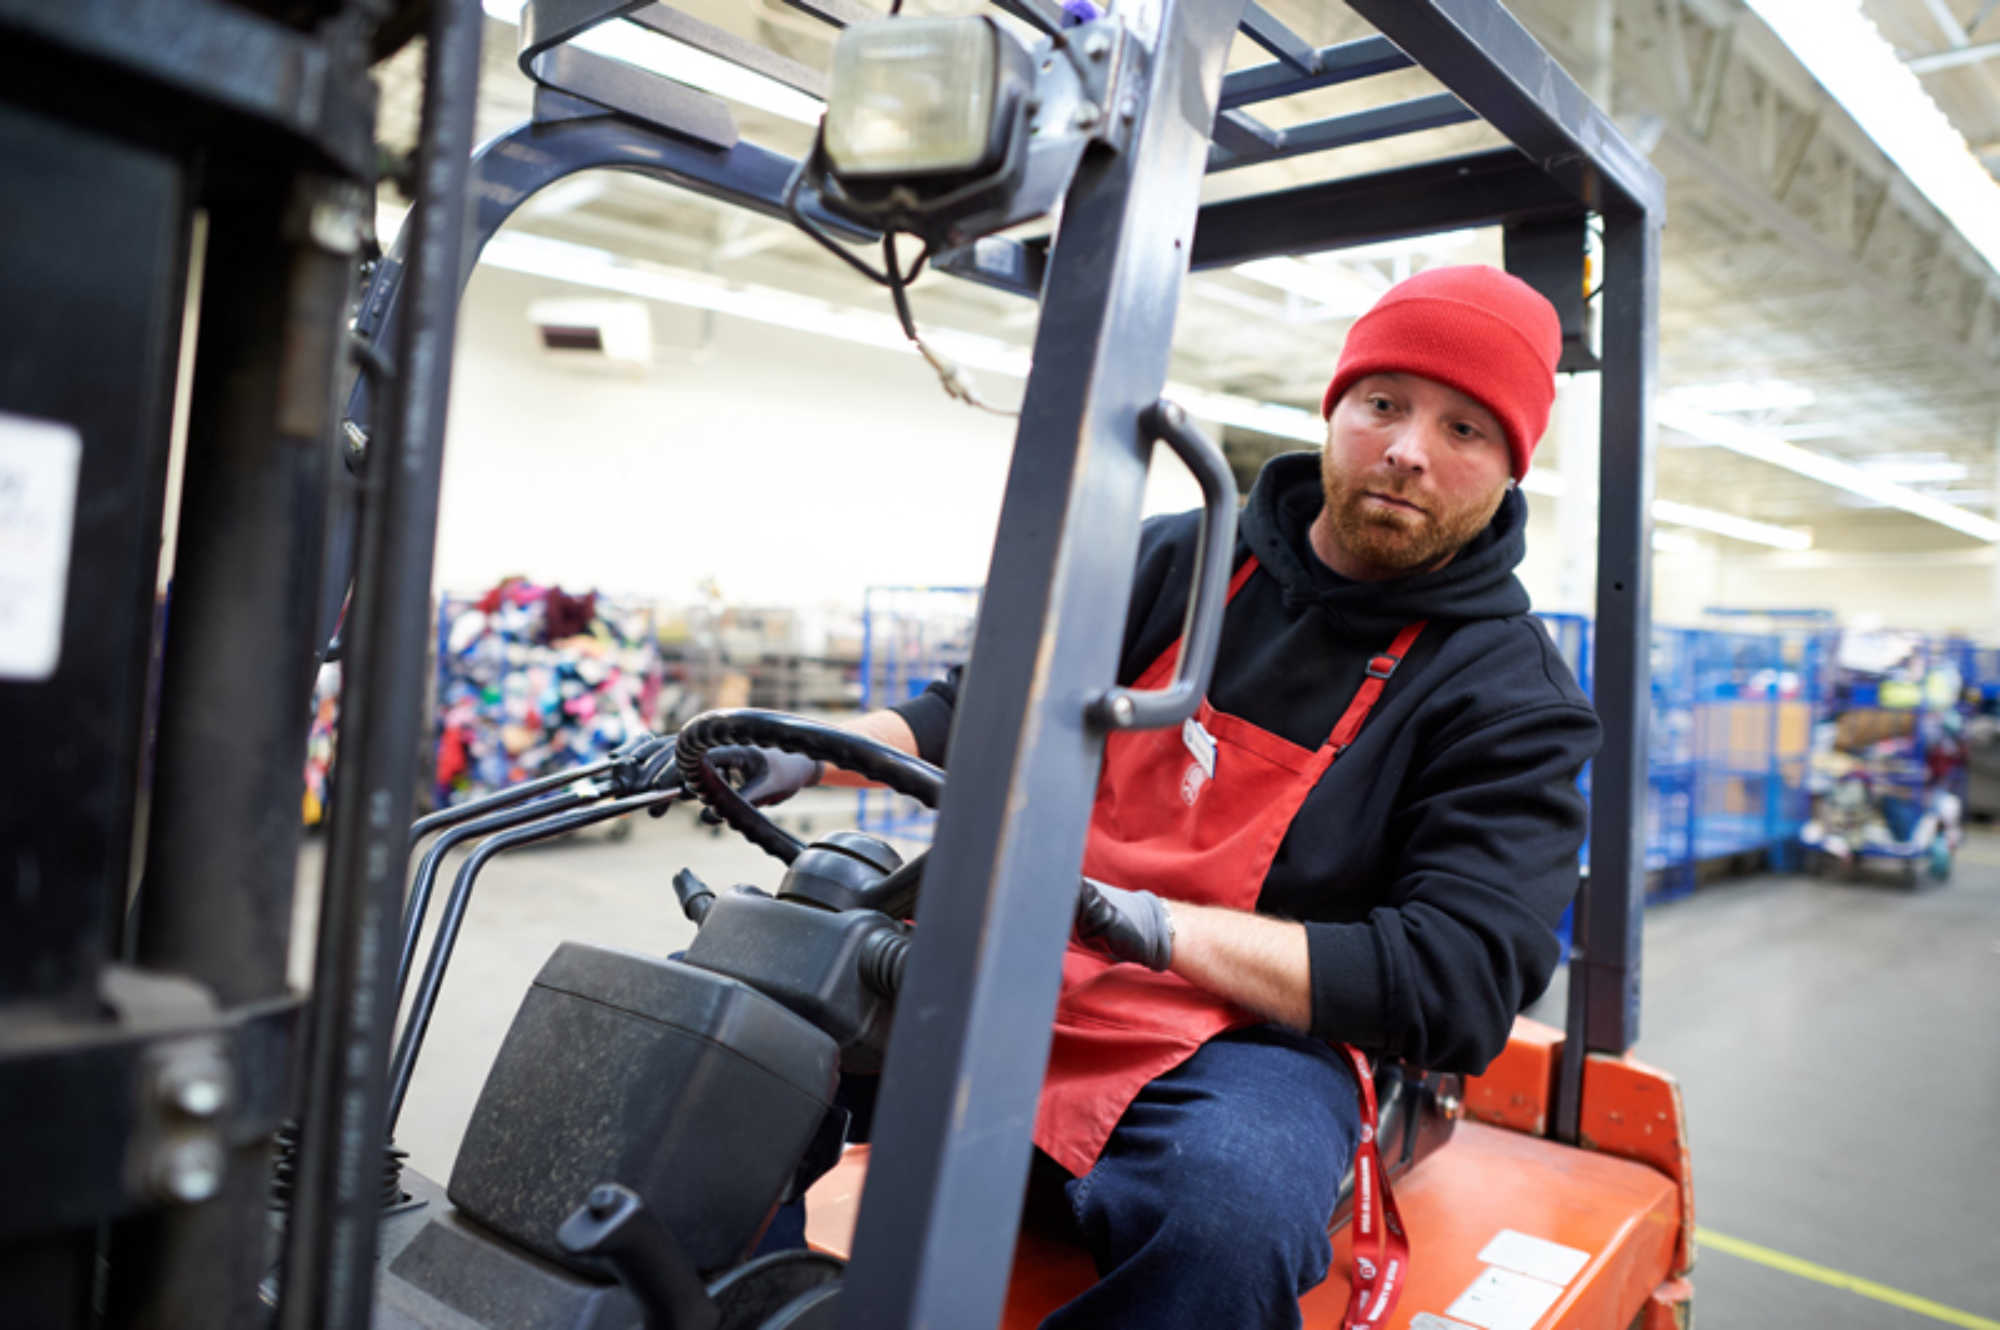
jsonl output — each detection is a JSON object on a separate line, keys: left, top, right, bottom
{"left": 1180, "top": 716, "right": 1217, "bottom": 804}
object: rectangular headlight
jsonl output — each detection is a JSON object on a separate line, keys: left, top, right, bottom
{"left": 824, "top": 17, "right": 1009, "bottom": 178}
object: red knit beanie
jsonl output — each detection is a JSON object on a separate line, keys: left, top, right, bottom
{"left": 1319, "top": 264, "right": 1562, "bottom": 480}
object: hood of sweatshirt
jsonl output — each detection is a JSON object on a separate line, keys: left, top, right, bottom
{"left": 1240, "top": 451, "right": 1532, "bottom": 638}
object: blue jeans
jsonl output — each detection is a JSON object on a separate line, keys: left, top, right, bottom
{"left": 758, "top": 1025, "right": 1359, "bottom": 1330}
{"left": 1039, "top": 1024, "right": 1361, "bottom": 1330}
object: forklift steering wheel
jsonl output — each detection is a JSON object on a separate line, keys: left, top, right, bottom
{"left": 675, "top": 708, "right": 944, "bottom": 866}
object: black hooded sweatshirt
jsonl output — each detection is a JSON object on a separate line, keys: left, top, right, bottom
{"left": 892, "top": 452, "right": 1600, "bottom": 1074}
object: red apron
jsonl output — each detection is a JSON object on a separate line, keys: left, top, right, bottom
{"left": 1033, "top": 555, "right": 1423, "bottom": 1328}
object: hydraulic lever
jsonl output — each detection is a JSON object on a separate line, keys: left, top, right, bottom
{"left": 397, "top": 734, "right": 681, "bottom": 1009}
{"left": 672, "top": 868, "right": 716, "bottom": 924}
{"left": 557, "top": 1183, "right": 720, "bottom": 1330}
{"left": 398, "top": 790, "right": 595, "bottom": 1002}
{"left": 386, "top": 788, "right": 675, "bottom": 1129}
{"left": 406, "top": 733, "right": 671, "bottom": 841}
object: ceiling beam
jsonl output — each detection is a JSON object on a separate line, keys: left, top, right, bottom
{"left": 1918, "top": 0, "right": 1974, "bottom": 47}
{"left": 1690, "top": 7, "right": 1739, "bottom": 140}
{"left": 1907, "top": 36, "right": 2000, "bottom": 73}
{"left": 1658, "top": 121, "right": 1999, "bottom": 381}
{"left": 1623, "top": 0, "right": 2000, "bottom": 371}
{"left": 1769, "top": 97, "right": 1822, "bottom": 199}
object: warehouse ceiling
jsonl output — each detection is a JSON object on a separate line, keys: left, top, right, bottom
{"left": 376, "top": 0, "right": 2000, "bottom": 559}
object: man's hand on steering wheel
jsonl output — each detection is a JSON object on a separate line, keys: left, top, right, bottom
{"left": 707, "top": 745, "right": 822, "bottom": 807}
{"left": 617, "top": 736, "right": 822, "bottom": 818}
{"left": 673, "top": 710, "right": 943, "bottom": 866}
{"left": 620, "top": 728, "right": 692, "bottom": 808}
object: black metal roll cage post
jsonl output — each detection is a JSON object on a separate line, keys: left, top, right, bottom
{"left": 0, "top": 0, "right": 1656, "bottom": 1326}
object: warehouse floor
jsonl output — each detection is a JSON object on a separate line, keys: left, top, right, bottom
{"left": 296, "top": 801, "right": 2000, "bottom": 1328}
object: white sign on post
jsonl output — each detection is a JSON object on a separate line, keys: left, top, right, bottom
{"left": 0, "top": 411, "right": 83, "bottom": 681}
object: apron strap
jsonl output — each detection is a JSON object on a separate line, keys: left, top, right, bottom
{"left": 1323, "top": 624, "right": 1421, "bottom": 1322}
{"left": 1338, "top": 1044, "right": 1409, "bottom": 1330}
{"left": 1327, "top": 620, "right": 1427, "bottom": 754}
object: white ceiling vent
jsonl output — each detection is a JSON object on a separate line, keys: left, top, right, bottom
{"left": 527, "top": 297, "right": 652, "bottom": 374}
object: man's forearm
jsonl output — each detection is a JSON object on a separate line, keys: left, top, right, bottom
{"left": 1164, "top": 900, "right": 1313, "bottom": 1032}
{"left": 816, "top": 709, "right": 921, "bottom": 787}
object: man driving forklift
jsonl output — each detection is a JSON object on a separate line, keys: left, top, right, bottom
{"left": 687, "top": 263, "right": 1600, "bottom": 1329}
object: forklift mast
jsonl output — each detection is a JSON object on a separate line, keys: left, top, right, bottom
{"left": 0, "top": 1, "right": 1660, "bottom": 1328}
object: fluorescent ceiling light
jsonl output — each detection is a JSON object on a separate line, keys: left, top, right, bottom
{"left": 482, "top": 231, "right": 1031, "bottom": 378}
{"left": 1652, "top": 498, "right": 1811, "bottom": 550}
{"left": 1855, "top": 453, "right": 1970, "bottom": 486}
{"left": 480, "top": 0, "right": 823, "bottom": 126}
{"left": 1165, "top": 388, "right": 1322, "bottom": 444}
{"left": 1233, "top": 257, "right": 1388, "bottom": 318}
{"left": 1653, "top": 528, "right": 1704, "bottom": 555}
{"left": 1666, "top": 380, "right": 1817, "bottom": 413}
{"left": 1658, "top": 400, "right": 2000, "bottom": 541}
{"left": 1907, "top": 37, "right": 2000, "bottom": 75}
{"left": 1744, "top": 0, "right": 2000, "bottom": 274}
{"left": 521, "top": 176, "right": 608, "bottom": 218}
{"left": 1322, "top": 228, "right": 1483, "bottom": 265}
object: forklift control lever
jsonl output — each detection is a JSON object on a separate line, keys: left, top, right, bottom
{"left": 557, "top": 1183, "right": 720, "bottom": 1330}
{"left": 673, "top": 868, "right": 716, "bottom": 924}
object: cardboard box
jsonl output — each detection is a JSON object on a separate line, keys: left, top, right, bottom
{"left": 1834, "top": 708, "right": 1915, "bottom": 754}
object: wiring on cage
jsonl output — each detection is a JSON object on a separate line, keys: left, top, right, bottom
{"left": 780, "top": 153, "right": 1019, "bottom": 417}
{"left": 883, "top": 232, "right": 1018, "bottom": 417}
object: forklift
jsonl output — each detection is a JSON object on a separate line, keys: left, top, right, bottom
{"left": 0, "top": 1, "right": 1686, "bottom": 1328}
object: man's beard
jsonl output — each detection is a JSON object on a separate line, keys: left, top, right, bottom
{"left": 1320, "top": 459, "right": 1506, "bottom": 577}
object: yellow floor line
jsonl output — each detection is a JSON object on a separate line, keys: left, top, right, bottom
{"left": 1696, "top": 1226, "right": 2000, "bottom": 1330}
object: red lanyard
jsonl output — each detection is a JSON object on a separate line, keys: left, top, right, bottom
{"left": 1338, "top": 1045, "right": 1410, "bottom": 1330}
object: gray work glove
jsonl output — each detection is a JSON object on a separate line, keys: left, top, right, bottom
{"left": 637, "top": 740, "right": 821, "bottom": 819}
{"left": 1074, "top": 876, "right": 1175, "bottom": 971}
{"left": 628, "top": 735, "right": 681, "bottom": 792}
{"left": 704, "top": 744, "right": 823, "bottom": 808}
{"left": 621, "top": 735, "right": 684, "bottom": 816}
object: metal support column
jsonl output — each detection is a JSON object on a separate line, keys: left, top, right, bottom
{"left": 113, "top": 174, "right": 359, "bottom": 1329}
{"left": 836, "top": 2, "right": 1247, "bottom": 1326}
{"left": 135, "top": 176, "right": 354, "bottom": 1042}
{"left": 1558, "top": 206, "right": 1660, "bottom": 1141}
{"left": 277, "top": 3, "right": 483, "bottom": 1326}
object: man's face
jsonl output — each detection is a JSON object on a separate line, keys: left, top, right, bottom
{"left": 1314, "top": 372, "right": 1515, "bottom": 580}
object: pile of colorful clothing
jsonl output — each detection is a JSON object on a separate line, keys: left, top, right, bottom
{"left": 433, "top": 578, "right": 663, "bottom": 807}
{"left": 302, "top": 662, "right": 340, "bottom": 827}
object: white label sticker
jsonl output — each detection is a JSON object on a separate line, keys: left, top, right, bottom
{"left": 0, "top": 412, "right": 82, "bottom": 681}
{"left": 1410, "top": 1316, "right": 1479, "bottom": 1330}
{"left": 1181, "top": 716, "right": 1217, "bottom": 778}
{"left": 1477, "top": 1230, "right": 1591, "bottom": 1287}
{"left": 973, "top": 236, "right": 1014, "bottom": 276}
{"left": 1444, "top": 1266, "right": 1566, "bottom": 1330}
